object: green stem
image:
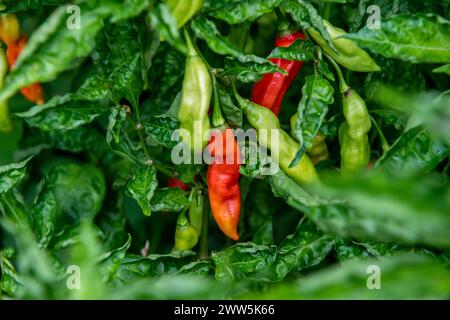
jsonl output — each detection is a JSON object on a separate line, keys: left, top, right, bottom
{"left": 199, "top": 196, "right": 210, "bottom": 259}
{"left": 370, "top": 115, "right": 390, "bottom": 153}
{"left": 323, "top": 3, "right": 332, "bottom": 20}
{"left": 211, "top": 76, "right": 226, "bottom": 128}
{"left": 325, "top": 53, "right": 349, "bottom": 93}
{"left": 274, "top": 7, "right": 291, "bottom": 33}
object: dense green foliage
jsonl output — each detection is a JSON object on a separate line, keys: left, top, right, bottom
{"left": 0, "top": 0, "right": 449, "bottom": 299}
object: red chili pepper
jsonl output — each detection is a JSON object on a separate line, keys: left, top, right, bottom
{"left": 251, "top": 31, "right": 305, "bottom": 117}
{"left": 207, "top": 128, "right": 241, "bottom": 241}
{"left": 6, "top": 36, "right": 44, "bottom": 105}
{"left": 167, "top": 177, "right": 190, "bottom": 192}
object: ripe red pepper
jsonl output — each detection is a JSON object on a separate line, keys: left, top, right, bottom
{"left": 6, "top": 36, "right": 44, "bottom": 105}
{"left": 251, "top": 31, "right": 305, "bottom": 117}
{"left": 207, "top": 128, "right": 241, "bottom": 241}
{"left": 167, "top": 177, "right": 190, "bottom": 192}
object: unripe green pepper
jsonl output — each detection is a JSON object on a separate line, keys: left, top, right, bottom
{"left": 167, "top": 0, "right": 203, "bottom": 29}
{"left": 0, "top": 46, "right": 11, "bottom": 132}
{"left": 178, "top": 30, "right": 212, "bottom": 156}
{"left": 174, "top": 210, "right": 199, "bottom": 251}
{"left": 188, "top": 189, "right": 204, "bottom": 234}
{"left": 342, "top": 88, "right": 372, "bottom": 140}
{"left": 339, "top": 122, "right": 370, "bottom": 173}
{"left": 308, "top": 20, "right": 380, "bottom": 72}
{"left": 234, "top": 91, "right": 318, "bottom": 185}
{"left": 327, "top": 55, "right": 372, "bottom": 173}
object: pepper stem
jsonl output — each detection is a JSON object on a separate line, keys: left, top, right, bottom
{"left": 212, "top": 76, "right": 226, "bottom": 128}
{"left": 199, "top": 197, "right": 210, "bottom": 259}
{"left": 325, "top": 53, "right": 350, "bottom": 94}
{"left": 183, "top": 28, "right": 196, "bottom": 57}
{"left": 370, "top": 115, "right": 390, "bottom": 153}
{"left": 274, "top": 7, "right": 291, "bottom": 34}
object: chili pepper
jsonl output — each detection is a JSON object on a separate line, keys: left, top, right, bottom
{"left": 178, "top": 30, "right": 211, "bottom": 156}
{"left": 166, "top": 0, "right": 203, "bottom": 29}
{"left": 308, "top": 20, "right": 380, "bottom": 72}
{"left": 206, "top": 84, "right": 241, "bottom": 240}
{"left": 174, "top": 210, "right": 199, "bottom": 251}
{"left": 327, "top": 55, "right": 372, "bottom": 173}
{"left": 6, "top": 36, "right": 44, "bottom": 105}
{"left": 290, "top": 114, "right": 329, "bottom": 165}
{"left": 234, "top": 86, "right": 318, "bottom": 185}
{"left": 167, "top": 177, "right": 190, "bottom": 192}
{"left": 207, "top": 128, "right": 241, "bottom": 240}
{"left": 188, "top": 189, "right": 204, "bottom": 234}
{"left": 251, "top": 15, "right": 305, "bottom": 116}
{"left": 0, "top": 14, "right": 20, "bottom": 46}
{"left": 0, "top": 45, "right": 11, "bottom": 132}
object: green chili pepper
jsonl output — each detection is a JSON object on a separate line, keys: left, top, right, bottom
{"left": 0, "top": 46, "right": 11, "bottom": 132}
{"left": 308, "top": 20, "right": 380, "bottom": 72}
{"left": 174, "top": 210, "right": 199, "bottom": 251}
{"left": 188, "top": 189, "right": 204, "bottom": 234}
{"left": 233, "top": 86, "right": 318, "bottom": 185}
{"left": 178, "top": 30, "right": 212, "bottom": 156}
{"left": 327, "top": 55, "right": 372, "bottom": 173}
{"left": 167, "top": 0, "right": 203, "bottom": 29}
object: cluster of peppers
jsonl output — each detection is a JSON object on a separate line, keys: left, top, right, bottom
{"left": 0, "top": 14, "right": 45, "bottom": 132}
{"left": 0, "top": 4, "right": 377, "bottom": 249}
{"left": 169, "top": 9, "right": 379, "bottom": 250}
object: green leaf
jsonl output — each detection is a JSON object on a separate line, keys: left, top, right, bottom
{"left": 364, "top": 57, "right": 426, "bottom": 102}
{"left": 148, "top": 44, "right": 184, "bottom": 106}
{"left": 110, "top": 251, "right": 196, "bottom": 285}
{"left": 143, "top": 114, "right": 179, "bottom": 148}
{"left": 433, "top": 64, "right": 450, "bottom": 75}
{"left": 291, "top": 74, "right": 334, "bottom": 167}
{"left": 30, "top": 187, "right": 57, "bottom": 248}
{"left": 282, "top": 0, "right": 335, "bottom": 50}
{"left": 0, "top": 248, "right": 20, "bottom": 297}
{"left": 15, "top": 96, "right": 109, "bottom": 131}
{"left": 149, "top": 188, "right": 190, "bottom": 212}
{"left": 149, "top": 3, "right": 185, "bottom": 54}
{"left": 40, "top": 126, "right": 107, "bottom": 158}
{"left": 99, "top": 235, "right": 132, "bottom": 283}
{"left": 106, "top": 106, "right": 146, "bottom": 164}
{"left": 0, "top": 1, "right": 151, "bottom": 103}
{"left": 126, "top": 165, "right": 158, "bottom": 216}
{"left": 374, "top": 126, "right": 449, "bottom": 176}
{"left": 0, "top": 0, "right": 67, "bottom": 13}
{"left": 253, "top": 254, "right": 450, "bottom": 299}
{"left": 176, "top": 260, "right": 214, "bottom": 277}
{"left": 370, "top": 109, "right": 408, "bottom": 132}
{"left": 95, "top": 20, "right": 146, "bottom": 108}
{"left": 31, "top": 163, "right": 106, "bottom": 244}
{"left": 0, "top": 190, "right": 28, "bottom": 226}
{"left": 213, "top": 242, "right": 277, "bottom": 281}
{"left": 344, "top": 14, "right": 450, "bottom": 64}
{"left": 191, "top": 16, "right": 242, "bottom": 57}
{"left": 268, "top": 39, "right": 315, "bottom": 61}
{"left": 223, "top": 55, "right": 286, "bottom": 83}
{"left": 309, "top": 173, "right": 450, "bottom": 248}
{"left": 217, "top": 86, "right": 243, "bottom": 128}
{"left": 204, "top": 0, "right": 282, "bottom": 25}
{"left": 212, "top": 219, "right": 334, "bottom": 282}
{"left": 272, "top": 219, "right": 334, "bottom": 280}
{"left": 0, "top": 157, "right": 32, "bottom": 194}
{"left": 0, "top": 4, "right": 105, "bottom": 102}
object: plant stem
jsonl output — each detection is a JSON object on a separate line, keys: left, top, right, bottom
{"left": 370, "top": 115, "right": 390, "bottom": 153}
{"left": 199, "top": 195, "right": 210, "bottom": 259}
{"left": 325, "top": 53, "right": 349, "bottom": 93}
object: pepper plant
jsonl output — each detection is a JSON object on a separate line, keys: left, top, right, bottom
{"left": 0, "top": 0, "right": 449, "bottom": 300}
